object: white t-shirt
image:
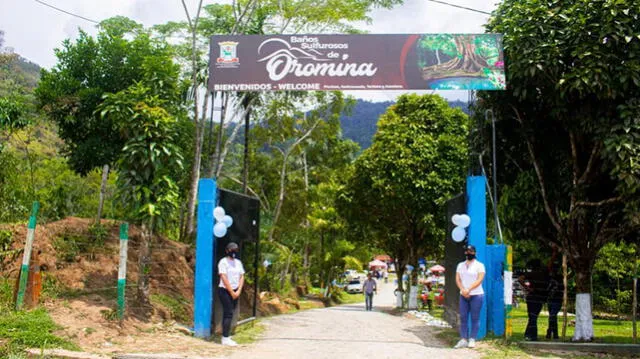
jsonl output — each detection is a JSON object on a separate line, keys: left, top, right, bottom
{"left": 456, "top": 260, "right": 486, "bottom": 296}
{"left": 218, "top": 257, "right": 245, "bottom": 289}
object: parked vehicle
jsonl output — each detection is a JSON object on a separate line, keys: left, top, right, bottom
{"left": 345, "top": 279, "right": 363, "bottom": 294}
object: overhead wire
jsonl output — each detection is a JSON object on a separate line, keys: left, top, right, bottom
{"left": 33, "top": 0, "right": 100, "bottom": 24}
{"left": 425, "top": 0, "right": 492, "bottom": 15}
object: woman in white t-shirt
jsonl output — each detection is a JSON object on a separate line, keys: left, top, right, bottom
{"left": 218, "top": 242, "right": 245, "bottom": 346}
{"left": 454, "top": 245, "right": 485, "bottom": 349}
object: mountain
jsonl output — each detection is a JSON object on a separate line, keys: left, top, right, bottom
{"left": 0, "top": 53, "right": 41, "bottom": 95}
{"left": 340, "top": 98, "right": 470, "bottom": 150}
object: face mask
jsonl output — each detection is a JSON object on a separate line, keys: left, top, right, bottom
{"left": 229, "top": 251, "right": 238, "bottom": 259}
{"left": 465, "top": 253, "right": 476, "bottom": 260}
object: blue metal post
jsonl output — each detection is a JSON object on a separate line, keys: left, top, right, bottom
{"left": 467, "top": 175, "right": 487, "bottom": 339}
{"left": 194, "top": 179, "right": 216, "bottom": 338}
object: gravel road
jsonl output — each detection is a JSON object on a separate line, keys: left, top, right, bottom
{"left": 225, "top": 279, "right": 481, "bottom": 359}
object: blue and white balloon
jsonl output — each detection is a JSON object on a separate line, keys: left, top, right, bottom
{"left": 458, "top": 214, "right": 471, "bottom": 228}
{"left": 213, "top": 207, "right": 226, "bottom": 222}
{"left": 222, "top": 215, "right": 233, "bottom": 228}
{"left": 214, "top": 222, "right": 227, "bottom": 238}
{"left": 452, "top": 226, "right": 466, "bottom": 242}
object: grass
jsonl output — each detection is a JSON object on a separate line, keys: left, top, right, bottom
{"left": 0, "top": 307, "right": 79, "bottom": 356}
{"left": 334, "top": 291, "right": 365, "bottom": 305}
{"left": 0, "top": 278, "right": 78, "bottom": 357}
{"left": 150, "top": 293, "right": 191, "bottom": 324}
{"left": 232, "top": 321, "right": 266, "bottom": 344}
{"left": 503, "top": 305, "right": 635, "bottom": 344}
{"left": 428, "top": 303, "right": 638, "bottom": 358}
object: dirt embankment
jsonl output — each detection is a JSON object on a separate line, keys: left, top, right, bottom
{"left": 1, "top": 217, "right": 310, "bottom": 356}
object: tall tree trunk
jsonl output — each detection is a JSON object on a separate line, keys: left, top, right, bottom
{"left": 268, "top": 120, "right": 320, "bottom": 242}
{"left": 183, "top": 92, "right": 209, "bottom": 240}
{"left": 137, "top": 220, "right": 154, "bottom": 309}
{"left": 573, "top": 265, "right": 595, "bottom": 341}
{"left": 269, "top": 150, "right": 289, "bottom": 242}
{"left": 181, "top": 0, "right": 204, "bottom": 241}
{"left": 96, "top": 164, "right": 109, "bottom": 224}
{"left": 280, "top": 250, "right": 292, "bottom": 291}
{"left": 320, "top": 230, "right": 325, "bottom": 289}
{"left": 216, "top": 95, "right": 256, "bottom": 178}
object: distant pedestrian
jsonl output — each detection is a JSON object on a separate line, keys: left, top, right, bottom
{"left": 519, "top": 258, "right": 550, "bottom": 341}
{"left": 546, "top": 244, "right": 563, "bottom": 339}
{"left": 454, "top": 245, "right": 485, "bottom": 349}
{"left": 218, "top": 242, "right": 245, "bottom": 346}
{"left": 363, "top": 272, "right": 377, "bottom": 311}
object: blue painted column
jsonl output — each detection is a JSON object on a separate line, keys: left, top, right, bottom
{"left": 194, "top": 179, "right": 216, "bottom": 338}
{"left": 467, "top": 175, "right": 487, "bottom": 339}
{"left": 487, "top": 244, "right": 506, "bottom": 336}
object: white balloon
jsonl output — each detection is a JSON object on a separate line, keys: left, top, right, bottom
{"left": 451, "top": 214, "right": 461, "bottom": 225}
{"left": 452, "top": 226, "right": 466, "bottom": 242}
{"left": 213, "top": 207, "right": 226, "bottom": 222}
{"left": 214, "top": 222, "right": 227, "bottom": 238}
{"left": 222, "top": 215, "right": 233, "bottom": 228}
{"left": 458, "top": 214, "right": 471, "bottom": 228}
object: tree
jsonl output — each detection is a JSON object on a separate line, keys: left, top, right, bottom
{"left": 339, "top": 94, "right": 468, "bottom": 290}
{"left": 99, "top": 83, "right": 184, "bottom": 307}
{"left": 421, "top": 35, "right": 498, "bottom": 80}
{"left": 36, "top": 17, "right": 183, "bottom": 224}
{"left": 477, "top": 0, "right": 640, "bottom": 340}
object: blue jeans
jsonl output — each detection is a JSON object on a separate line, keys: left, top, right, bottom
{"left": 459, "top": 294, "right": 484, "bottom": 339}
{"left": 365, "top": 292, "right": 374, "bottom": 310}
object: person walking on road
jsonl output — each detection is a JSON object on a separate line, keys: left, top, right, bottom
{"left": 218, "top": 242, "right": 245, "bottom": 346}
{"left": 454, "top": 245, "right": 486, "bottom": 349}
{"left": 363, "top": 272, "right": 377, "bottom": 311}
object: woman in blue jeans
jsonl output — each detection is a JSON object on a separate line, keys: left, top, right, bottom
{"left": 454, "top": 245, "right": 486, "bottom": 349}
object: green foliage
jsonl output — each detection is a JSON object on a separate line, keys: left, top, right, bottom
{"left": 600, "top": 289, "right": 632, "bottom": 315}
{"left": 36, "top": 17, "right": 184, "bottom": 175}
{"left": 99, "top": 83, "right": 184, "bottom": 228}
{"left": 52, "top": 232, "right": 82, "bottom": 263}
{"left": 87, "top": 223, "right": 108, "bottom": 246}
{"left": 0, "top": 230, "right": 11, "bottom": 252}
{"left": 100, "top": 308, "right": 118, "bottom": 321}
{"left": 0, "top": 97, "right": 28, "bottom": 132}
{"left": 340, "top": 94, "right": 468, "bottom": 274}
{"left": 150, "top": 294, "right": 190, "bottom": 323}
{"left": 478, "top": 0, "right": 640, "bottom": 295}
{"left": 0, "top": 308, "right": 78, "bottom": 353}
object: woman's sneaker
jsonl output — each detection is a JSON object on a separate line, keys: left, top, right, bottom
{"left": 454, "top": 339, "right": 468, "bottom": 348}
{"left": 468, "top": 339, "right": 476, "bottom": 348}
{"left": 221, "top": 337, "right": 238, "bottom": 346}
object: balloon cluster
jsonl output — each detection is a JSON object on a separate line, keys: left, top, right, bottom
{"left": 451, "top": 214, "right": 471, "bottom": 242}
{"left": 213, "top": 206, "right": 234, "bottom": 238}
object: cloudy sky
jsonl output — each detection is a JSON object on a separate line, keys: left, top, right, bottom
{"left": 1, "top": 0, "right": 498, "bottom": 101}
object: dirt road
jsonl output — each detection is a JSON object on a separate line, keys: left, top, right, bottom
{"left": 226, "top": 279, "right": 480, "bottom": 359}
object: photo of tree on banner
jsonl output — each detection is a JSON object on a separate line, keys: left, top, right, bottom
{"left": 417, "top": 34, "right": 504, "bottom": 90}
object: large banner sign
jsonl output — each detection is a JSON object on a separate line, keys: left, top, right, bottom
{"left": 209, "top": 34, "right": 505, "bottom": 92}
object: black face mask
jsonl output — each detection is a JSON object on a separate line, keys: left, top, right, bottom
{"left": 228, "top": 251, "right": 238, "bottom": 259}
{"left": 465, "top": 253, "right": 476, "bottom": 260}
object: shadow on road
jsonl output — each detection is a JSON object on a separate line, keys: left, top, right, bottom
{"left": 404, "top": 325, "right": 449, "bottom": 348}
{"left": 258, "top": 337, "right": 430, "bottom": 347}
